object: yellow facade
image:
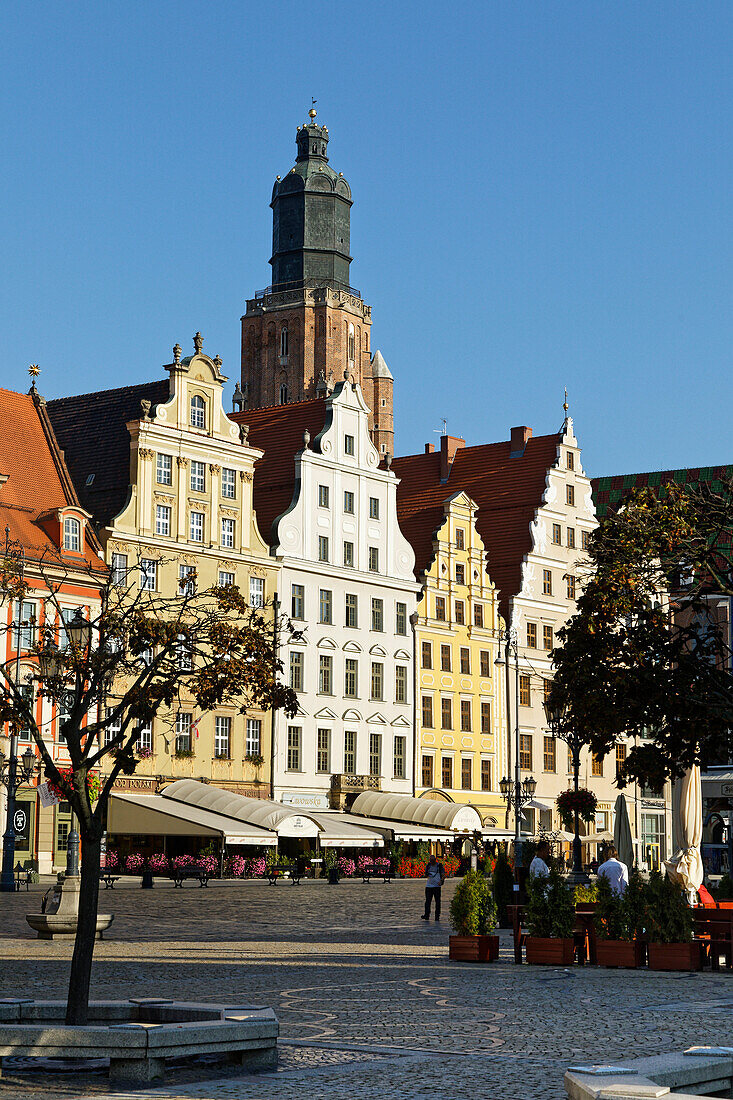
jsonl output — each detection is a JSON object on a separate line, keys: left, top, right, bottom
{"left": 414, "top": 492, "right": 506, "bottom": 825}
{"left": 102, "top": 343, "right": 280, "bottom": 796}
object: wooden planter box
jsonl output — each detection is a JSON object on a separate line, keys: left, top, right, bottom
{"left": 647, "top": 941, "right": 703, "bottom": 971}
{"left": 448, "top": 935, "right": 499, "bottom": 963}
{"left": 595, "top": 939, "right": 646, "bottom": 968}
{"left": 525, "top": 937, "right": 575, "bottom": 965}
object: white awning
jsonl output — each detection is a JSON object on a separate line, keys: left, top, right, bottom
{"left": 350, "top": 790, "right": 483, "bottom": 832}
{"left": 107, "top": 793, "right": 277, "bottom": 846}
{"left": 306, "top": 812, "right": 384, "bottom": 849}
{"left": 329, "top": 811, "right": 455, "bottom": 842}
{"left": 162, "top": 779, "right": 320, "bottom": 837}
{"left": 701, "top": 770, "right": 733, "bottom": 799}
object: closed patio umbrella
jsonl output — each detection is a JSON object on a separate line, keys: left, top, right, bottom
{"left": 613, "top": 794, "right": 634, "bottom": 870}
{"left": 665, "top": 766, "right": 703, "bottom": 904}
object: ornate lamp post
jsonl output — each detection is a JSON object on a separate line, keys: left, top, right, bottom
{"left": 544, "top": 699, "right": 589, "bottom": 885}
{"left": 499, "top": 773, "right": 537, "bottom": 876}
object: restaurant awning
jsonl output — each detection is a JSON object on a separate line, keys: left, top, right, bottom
{"left": 319, "top": 810, "right": 455, "bottom": 842}
{"left": 162, "top": 780, "right": 320, "bottom": 837}
{"left": 306, "top": 812, "right": 384, "bottom": 849}
{"left": 701, "top": 769, "right": 733, "bottom": 800}
{"left": 107, "top": 793, "right": 277, "bottom": 846}
{"left": 351, "top": 790, "right": 483, "bottom": 833}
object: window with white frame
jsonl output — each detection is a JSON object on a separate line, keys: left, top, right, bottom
{"left": 112, "top": 552, "right": 128, "bottom": 586}
{"left": 175, "top": 712, "right": 192, "bottom": 753}
{"left": 221, "top": 517, "right": 235, "bottom": 548}
{"left": 179, "top": 565, "right": 196, "bottom": 596}
{"left": 393, "top": 736, "right": 406, "bottom": 779}
{"left": 344, "top": 658, "right": 358, "bottom": 697}
{"left": 343, "top": 490, "right": 354, "bottom": 514}
{"left": 343, "top": 541, "right": 354, "bottom": 567}
{"left": 137, "top": 723, "right": 152, "bottom": 751}
{"left": 344, "top": 434, "right": 354, "bottom": 456}
{"left": 318, "top": 535, "right": 329, "bottom": 562}
{"left": 176, "top": 633, "right": 193, "bottom": 671}
{"left": 190, "top": 460, "right": 206, "bottom": 493}
{"left": 345, "top": 593, "right": 358, "bottom": 627}
{"left": 291, "top": 584, "right": 304, "bottom": 620}
{"left": 58, "top": 608, "right": 76, "bottom": 650}
{"left": 318, "top": 484, "right": 329, "bottom": 508}
{"left": 63, "top": 517, "right": 81, "bottom": 552}
{"left": 287, "top": 726, "right": 301, "bottom": 770}
{"left": 249, "top": 576, "right": 264, "bottom": 608}
{"left": 221, "top": 467, "right": 236, "bottom": 499}
{"left": 155, "top": 505, "right": 171, "bottom": 536}
{"left": 370, "top": 661, "right": 383, "bottom": 701}
{"left": 105, "top": 707, "right": 122, "bottom": 747}
{"left": 319, "top": 589, "right": 332, "bottom": 624}
{"left": 369, "top": 732, "right": 381, "bottom": 777}
{"left": 344, "top": 730, "right": 356, "bottom": 773}
{"left": 156, "top": 453, "right": 172, "bottom": 485}
{"left": 13, "top": 600, "right": 36, "bottom": 651}
{"left": 369, "top": 496, "right": 380, "bottom": 520}
{"left": 316, "top": 728, "right": 330, "bottom": 773}
{"left": 219, "top": 570, "right": 235, "bottom": 588}
{"left": 246, "top": 718, "right": 261, "bottom": 756}
{"left": 371, "top": 597, "right": 383, "bottom": 631}
{"left": 319, "top": 654, "right": 333, "bottom": 694}
{"left": 396, "top": 602, "right": 407, "bottom": 635}
{"left": 395, "top": 665, "right": 407, "bottom": 703}
{"left": 190, "top": 395, "right": 206, "bottom": 429}
{"left": 214, "top": 716, "right": 231, "bottom": 758}
{"left": 56, "top": 690, "right": 73, "bottom": 742}
{"left": 190, "top": 512, "right": 204, "bottom": 542}
{"left": 368, "top": 547, "right": 379, "bottom": 572}
{"left": 289, "top": 651, "right": 304, "bottom": 692}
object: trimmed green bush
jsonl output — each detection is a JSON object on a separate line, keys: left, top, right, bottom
{"left": 645, "top": 872, "right": 693, "bottom": 943}
{"left": 526, "top": 869, "right": 575, "bottom": 939}
{"left": 449, "top": 870, "right": 497, "bottom": 936}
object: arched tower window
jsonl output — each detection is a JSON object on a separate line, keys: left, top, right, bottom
{"left": 348, "top": 323, "right": 355, "bottom": 362}
{"left": 63, "top": 517, "right": 81, "bottom": 552}
{"left": 280, "top": 326, "right": 288, "bottom": 358}
{"left": 279, "top": 384, "right": 288, "bottom": 405}
{"left": 190, "top": 394, "right": 206, "bottom": 429}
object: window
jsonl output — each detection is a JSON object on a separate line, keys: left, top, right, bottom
{"left": 552, "top": 523, "right": 562, "bottom": 546}
{"left": 190, "top": 395, "right": 205, "bottom": 428}
{"left": 396, "top": 602, "right": 407, "bottom": 635}
{"left": 137, "top": 723, "right": 152, "bottom": 752}
{"left": 287, "top": 726, "right": 301, "bottom": 770}
{"left": 344, "top": 434, "right": 355, "bottom": 456}
{"left": 221, "top": 467, "right": 236, "bottom": 499}
{"left": 368, "top": 547, "right": 379, "bottom": 572}
{"left": 344, "top": 490, "right": 354, "bottom": 514}
{"left": 567, "top": 527, "right": 575, "bottom": 549}
{"left": 460, "top": 700, "right": 472, "bottom": 732}
{"left": 440, "top": 644, "right": 451, "bottom": 671}
{"left": 567, "top": 451, "right": 575, "bottom": 470}
{"left": 319, "top": 589, "right": 332, "bottom": 624}
{"left": 63, "top": 517, "right": 81, "bottom": 552}
{"left": 393, "top": 736, "right": 406, "bottom": 779}
{"left": 280, "top": 326, "right": 288, "bottom": 357}
{"left": 480, "top": 650, "right": 491, "bottom": 678}
{"left": 179, "top": 565, "right": 196, "bottom": 596}
{"left": 214, "top": 716, "right": 231, "bottom": 759}
{"left": 371, "top": 597, "right": 383, "bottom": 631}
{"left": 460, "top": 647, "right": 470, "bottom": 674}
{"left": 544, "top": 735, "right": 556, "bottom": 772}
{"left": 317, "top": 728, "right": 330, "bottom": 773}
{"left": 345, "top": 658, "right": 358, "bottom": 697}
{"left": 156, "top": 453, "right": 172, "bottom": 485}
{"left": 289, "top": 652, "right": 304, "bottom": 692}
{"left": 519, "top": 675, "right": 531, "bottom": 706}
{"left": 319, "top": 655, "right": 333, "bottom": 694}
{"left": 318, "top": 535, "right": 329, "bottom": 562}
{"left": 112, "top": 552, "right": 128, "bottom": 586}
{"left": 454, "top": 600, "right": 465, "bottom": 625}
{"left": 318, "top": 484, "right": 329, "bottom": 508}
{"left": 461, "top": 758, "right": 472, "bottom": 790}
{"left": 456, "top": 528, "right": 465, "bottom": 550}
{"left": 422, "top": 641, "right": 433, "bottom": 669}
{"left": 344, "top": 731, "right": 356, "bottom": 773}
{"left": 345, "top": 593, "right": 358, "bottom": 628}
{"left": 566, "top": 484, "right": 575, "bottom": 507}
{"left": 422, "top": 695, "right": 433, "bottom": 728}
{"left": 175, "top": 712, "right": 192, "bottom": 754}
{"left": 582, "top": 530, "right": 591, "bottom": 551}
{"left": 369, "top": 497, "right": 380, "bottom": 520}
{"left": 370, "top": 662, "right": 383, "bottom": 701}
{"left": 279, "top": 383, "right": 288, "bottom": 405}
{"left": 592, "top": 752, "right": 604, "bottom": 777}
{"left": 616, "top": 742, "right": 627, "bottom": 780}
{"left": 395, "top": 665, "right": 407, "bottom": 703}
{"left": 566, "top": 575, "right": 576, "bottom": 600}
{"left": 481, "top": 759, "right": 491, "bottom": 791}
{"left": 542, "top": 570, "right": 552, "bottom": 596}
{"left": 190, "top": 512, "right": 204, "bottom": 542}
{"left": 190, "top": 460, "right": 206, "bottom": 493}
{"left": 13, "top": 600, "right": 36, "bottom": 651}
{"left": 441, "top": 697, "right": 452, "bottom": 729}
{"left": 249, "top": 577, "right": 264, "bottom": 608}
{"left": 348, "top": 325, "right": 355, "bottom": 360}
{"left": 56, "top": 689, "right": 72, "bottom": 740}
{"left": 473, "top": 603, "right": 484, "bottom": 627}
{"left": 543, "top": 624, "right": 554, "bottom": 652}
{"left": 435, "top": 596, "right": 446, "bottom": 621}
{"left": 476, "top": 703, "right": 488, "bottom": 736}
{"left": 543, "top": 679, "right": 552, "bottom": 706}
{"left": 369, "top": 732, "right": 381, "bottom": 776}
{"left": 140, "top": 558, "right": 157, "bottom": 591}
{"left": 442, "top": 756, "right": 453, "bottom": 789}
{"left": 291, "top": 584, "right": 305, "bottom": 620}
{"left": 422, "top": 755, "right": 434, "bottom": 788}
{"left": 519, "top": 733, "right": 532, "bottom": 770}
{"left": 221, "top": 517, "right": 235, "bottom": 548}
{"left": 176, "top": 632, "right": 193, "bottom": 671}
{"left": 455, "top": 563, "right": 465, "bottom": 585}
{"left": 246, "top": 718, "right": 261, "bottom": 756}
{"left": 527, "top": 622, "right": 537, "bottom": 648}
{"left": 57, "top": 821, "right": 69, "bottom": 853}
{"left": 220, "top": 571, "right": 235, "bottom": 590}
{"left": 343, "top": 541, "right": 354, "bottom": 567}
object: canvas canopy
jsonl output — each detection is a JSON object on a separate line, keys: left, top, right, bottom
{"left": 107, "top": 792, "right": 277, "bottom": 846}
{"left": 162, "top": 780, "right": 321, "bottom": 837}
{"left": 350, "top": 791, "right": 483, "bottom": 833}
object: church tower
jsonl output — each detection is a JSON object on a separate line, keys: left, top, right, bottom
{"left": 240, "top": 109, "right": 394, "bottom": 457}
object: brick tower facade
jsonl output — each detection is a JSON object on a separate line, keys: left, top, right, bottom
{"left": 240, "top": 110, "right": 394, "bottom": 457}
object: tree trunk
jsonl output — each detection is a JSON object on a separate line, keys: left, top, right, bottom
{"left": 65, "top": 826, "right": 102, "bottom": 1025}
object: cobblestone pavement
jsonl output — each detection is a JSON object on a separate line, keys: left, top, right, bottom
{"left": 0, "top": 879, "right": 731, "bottom": 1099}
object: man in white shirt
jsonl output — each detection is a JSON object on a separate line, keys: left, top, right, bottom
{"left": 528, "top": 840, "right": 551, "bottom": 881}
{"left": 597, "top": 845, "right": 629, "bottom": 895}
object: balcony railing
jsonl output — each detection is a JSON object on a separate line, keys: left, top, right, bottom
{"left": 253, "top": 278, "right": 361, "bottom": 301}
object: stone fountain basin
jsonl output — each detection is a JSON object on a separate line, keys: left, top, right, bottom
{"left": 0, "top": 998, "right": 278, "bottom": 1085}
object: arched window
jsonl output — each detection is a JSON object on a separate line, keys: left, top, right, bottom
{"left": 279, "top": 384, "right": 288, "bottom": 405}
{"left": 190, "top": 394, "right": 206, "bottom": 429}
{"left": 63, "top": 517, "right": 81, "bottom": 552}
{"left": 348, "top": 324, "right": 355, "bottom": 362}
{"left": 280, "top": 327, "right": 288, "bottom": 358}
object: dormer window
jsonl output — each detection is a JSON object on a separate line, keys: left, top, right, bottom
{"left": 280, "top": 327, "right": 288, "bottom": 358}
{"left": 190, "top": 394, "right": 206, "bottom": 429}
{"left": 63, "top": 517, "right": 81, "bottom": 552}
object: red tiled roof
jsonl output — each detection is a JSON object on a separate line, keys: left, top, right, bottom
{"left": 230, "top": 398, "right": 328, "bottom": 543}
{"left": 0, "top": 387, "right": 106, "bottom": 571}
{"left": 393, "top": 434, "right": 561, "bottom": 621}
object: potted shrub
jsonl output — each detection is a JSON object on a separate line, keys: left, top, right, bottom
{"left": 449, "top": 870, "right": 499, "bottom": 962}
{"left": 593, "top": 872, "right": 646, "bottom": 968}
{"left": 525, "top": 869, "right": 576, "bottom": 965}
{"left": 645, "top": 872, "right": 702, "bottom": 971}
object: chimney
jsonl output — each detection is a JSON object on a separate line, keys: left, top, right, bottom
{"left": 440, "top": 434, "right": 465, "bottom": 481}
{"left": 510, "top": 425, "right": 532, "bottom": 457}
{"left": 425, "top": 443, "right": 435, "bottom": 454}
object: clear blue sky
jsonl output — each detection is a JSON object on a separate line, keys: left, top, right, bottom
{"left": 3, "top": 2, "right": 731, "bottom": 477}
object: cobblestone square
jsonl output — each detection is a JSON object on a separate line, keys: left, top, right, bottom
{"left": 0, "top": 878, "right": 730, "bottom": 1099}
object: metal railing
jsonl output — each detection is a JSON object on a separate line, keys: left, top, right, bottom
{"left": 253, "top": 278, "right": 361, "bottom": 301}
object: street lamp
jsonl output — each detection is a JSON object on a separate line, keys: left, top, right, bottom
{"left": 500, "top": 773, "right": 538, "bottom": 876}
{"left": 0, "top": 736, "right": 39, "bottom": 891}
{"left": 544, "top": 699, "right": 589, "bottom": 885}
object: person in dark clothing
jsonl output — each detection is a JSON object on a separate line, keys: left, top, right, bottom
{"left": 421, "top": 854, "right": 446, "bottom": 921}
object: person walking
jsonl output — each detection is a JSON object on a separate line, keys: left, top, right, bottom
{"left": 421, "top": 854, "right": 446, "bottom": 921}
{"left": 597, "top": 844, "right": 629, "bottom": 895}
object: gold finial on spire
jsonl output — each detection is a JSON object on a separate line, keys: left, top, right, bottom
{"left": 309, "top": 98, "right": 317, "bottom": 121}
{"left": 28, "top": 364, "right": 40, "bottom": 390}
{"left": 563, "top": 387, "right": 569, "bottom": 416}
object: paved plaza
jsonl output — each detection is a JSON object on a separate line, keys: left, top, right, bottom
{"left": 0, "top": 878, "right": 730, "bottom": 1099}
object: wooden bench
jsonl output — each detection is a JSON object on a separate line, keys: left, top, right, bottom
{"left": 99, "top": 872, "right": 120, "bottom": 889}
{"left": 171, "top": 869, "right": 209, "bottom": 888}
{"left": 267, "top": 865, "right": 301, "bottom": 885}
{"left": 693, "top": 907, "right": 733, "bottom": 969}
{"left": 361, "top": 870, "right": 392, "bottom": 883}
